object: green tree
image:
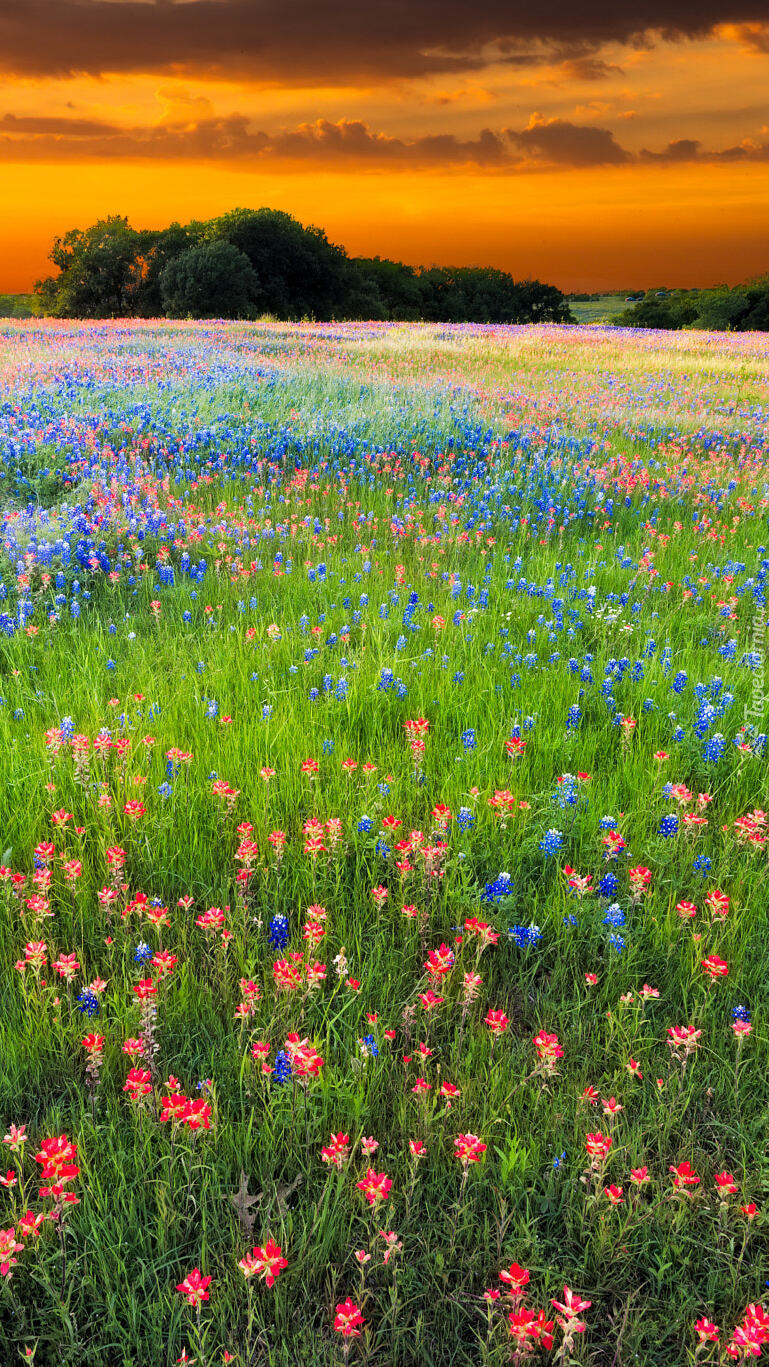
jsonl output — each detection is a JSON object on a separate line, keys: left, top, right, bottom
{"left": 34, "top": 215, "right": 145, "bottom": 317}
{"left": 32, "top": 205, "right": 575, "bottom": 324}
{"left": 613, "top": 294, "right": 682, "bottom": 329}
{"left": 515, "top": 279, "right": 574, "bottom": 323}
{"left": 417, "top": 266, "right": 572, "bottom": 324}
{"left": 159, "top": 240, "right": 259, "bottom": 319}
{"left": 350, "top": 257, "right": 424, "bottom": 320}
{"left": 136, "top": 221, "right": 207, "bottom": 316}
{"left": 213, "top": 208, "right": 350, "bottom": 320}
{"left": 692, "top": 287, "right": 750, "bottom": 331}
{"left": 739, "top": 285, "right": 769, "bottom": 330}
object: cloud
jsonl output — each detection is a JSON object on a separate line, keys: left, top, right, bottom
{"left": 0, "top": 1, "right": 767, "bottom": 83}
{"left": 640, "top": 137, "right": 703, "bottom": 160}
{"left": 714, "top": 139, "right": 769, "bottom": 160}
{"left": 0, "top": 112, "right": 116, "bottom": 136}
{"left": 717, "top": 21, "right": 769, "bottom": 52}
{"left": 263, "top": 120, "right": 509, "bottom": 164}
{"left": 0, "top": 108, "right": 635, "bottom": 170}
{"left": 0, "top": 113, "right": 511, "bottom": 167}
{"left": 3, "top": 107, "right": 767, "bottom": 172}
{"left": 640, "top": 135, "right": 769, "bottom": 161}
{"left": 507, "top": 113, "right": 631, "bottom": 164}
{"left": 554, "top": 57, "right": 625, "bottom": 81}
{"left": 156, "top": 87, "right": 216, "bottom": 129}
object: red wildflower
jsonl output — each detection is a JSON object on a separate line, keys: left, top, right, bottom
{"left": 454, "top": 1133, "right": 486, "bottom": 1167}
{"left": 356, "top": 1169, "right": 392, "bottom": 1206}
{"left": 670, "top": 1161, "right": 700, "bottom": 1188}
{"left": 334, "top": 1298, "right": 364, "bottom": 1337}
{"left": 499, "top": 1263, "right": 529, "bottom": 1292}
{"left": 238, "top": 1238, "right": 287, "bottom": 1286}
{"left": 176, "top": 1268, "right": 211, "bottom": 1306}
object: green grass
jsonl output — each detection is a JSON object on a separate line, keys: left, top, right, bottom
{"left": 0, "top": 293, "right": 41, "bottom": 318}
{"left": 0, "top": 319, "right": 766, "bottom": 1366}
{"left": 568, "top": 296, "right": 634, "bottom": 324}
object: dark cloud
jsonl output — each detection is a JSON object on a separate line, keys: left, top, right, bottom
{"left": 0, "top": 113, "right": 510, "bottom": 166}
{"left": 553, "top": 57, "right": 625, "bottom": 80}
{"left": 262, "top": 120, "right": 508, "bottom": 164}
{"left": 723, "top": 21, "right": 769, "bottom": 52}
{"left": 0, "top": 1, "right": 767, "bottom": 82}
{"left": 0, "top": 113, "right": 115, "bottom": 136}
{"left": 714, "top": 139, "right": 769, "bottom": 159}
{"left": 3, "top": 108, "right": 767, "bottom": 171}
{"left": 640, "top": 137, "right": 703, "bottom": 160}
{"left": 507, "top": 115, "right": 631, "bottom": 164}
{"left": 640, "top": 135, "right": 769, "bottom": 161}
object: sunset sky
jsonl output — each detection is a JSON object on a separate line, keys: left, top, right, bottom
{"left": 2, "top": 1, "right": 769, "bottom": 293}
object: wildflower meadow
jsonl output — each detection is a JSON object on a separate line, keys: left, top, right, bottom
{"left": 0, "top": 318, "right": 767, "bottom": 1366}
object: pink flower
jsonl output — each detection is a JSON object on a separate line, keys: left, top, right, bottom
{"left": 238, "top": 1238, "right": 287, "bottom": 1287}
{"left": 356, "top": 1169, "right": 391, "bottom": 1206}
{"left": 176, "top": 1268, "right": 211, "bottom": 1306}
{"left": 334, "top": 1298, "right": 364, "bottom": 1337}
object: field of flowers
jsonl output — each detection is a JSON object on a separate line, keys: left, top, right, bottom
{"left": 0, "top": 318, "right": 767, "bottom": 1366}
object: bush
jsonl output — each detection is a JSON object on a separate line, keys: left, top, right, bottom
{"left": 160, "top": 241, "right": 259, "bottom": 319}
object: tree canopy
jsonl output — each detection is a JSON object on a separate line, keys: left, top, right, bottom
{"left": 613, "top": 281, "right": 769, "bottom": 331}
{"left": 160, "top": 240, "right": 259, "bottom": 319}
{"left": 34, "top": 208, "right": 574, "bottom": 324}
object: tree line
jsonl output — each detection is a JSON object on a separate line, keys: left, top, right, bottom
{"left": 613, "top": 283, "right": 769, "bottom": 331}
{"left": 33, "top": 209, "right": 574, "bottom": 324}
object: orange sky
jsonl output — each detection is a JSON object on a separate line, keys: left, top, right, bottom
{"left": 2, "top": 6, "right": 769, "bottom": 293}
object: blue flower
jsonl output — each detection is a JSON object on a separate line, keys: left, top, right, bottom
{"left": 76, "top": 989, "right": 100, "bottom": 1017}
{"left": 657, "top": 814, "right": 679, "bottom": 838}
{"left": 703, "top": 733, "right": 726, "bottom": 763}
{"left": 272, "top": 1050, "right": 292, "bottom": 1086}
{"left": 268, "top": 914, "right": 289, "bottom": 950}
{"left": 134, "top": 942, "right": 153, "bottom": 964}
{"left": 481, "top": 872, "right": 513, "bottom": 903}
{"left": 509, "top": 923, "right": 542, "bottom": 948}
{"left": 539, "top": 828, "right": 563, "bottom": 857}
{"left": 357, "top": 815, "right": 373, "bottom": 833}
{"left": 461, "top": 728, "right": 477, "bottom": 750}
{"left": 552, "top": 776, "right": 578, "bottom": 809}
{"left": 603, "top": 904, "right": 626, "bottom": 929}
{"left": 597, "top": 871, "right": 619, "bottom": 897}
